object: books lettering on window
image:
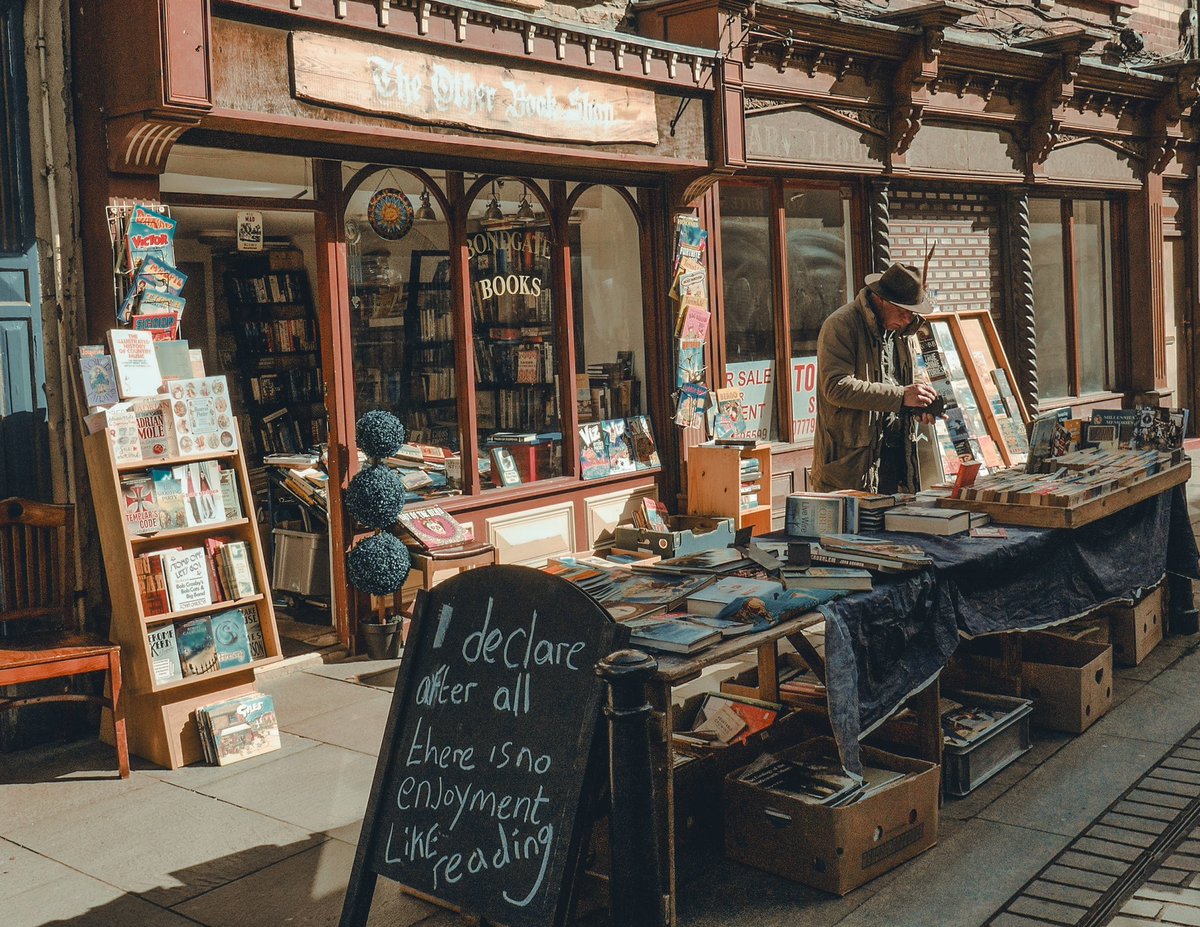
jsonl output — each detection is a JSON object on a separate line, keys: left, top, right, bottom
{"left": 196, "top": 691, "right": 281, "bottom": 766}
{"left": 162, "top": 547, "right": 213, "bottom": 613}
{"left": 210, "top": 607, "right": 254, "bottom": 670}
{"left": 175, "top": 615, "right": 219, "bottom": 677}
{"left": 781, "top": 566, "right": 873, "bottom": 592}
{"left": 107, "top": 329, "right": 163, "bottom": 399}
{"left": 883, "top": 505, "right": 970, "bottom": 537}
{"left": 130, "top": 397, "right": 178, "bottom": 459}
{"left": 120, "top": 475, "right": 159, "bottom": 536}
{"left": 623, "top": 615, "right": 722, "bottom": 654}
{"left": 685, "top": 576, "right": 784, "bottom": 618}
{"left": 147, "top": 624, "right": 183, "bottom": 685}
{"left": 397, "top": 505, "right": 471, "bottom": 550}
{"left": 166, "top": 376, "right": 237, "bottom": 456}
{"left": 79, "top": 351, "right": 119, "bottom": 408}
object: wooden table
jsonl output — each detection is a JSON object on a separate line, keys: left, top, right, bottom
{"left": 641, "top": 611, "right": 943, "bottom": 925}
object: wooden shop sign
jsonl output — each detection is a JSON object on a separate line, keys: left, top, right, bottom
{"left": 290, "top": 32, "right": 660, "bottom": 145}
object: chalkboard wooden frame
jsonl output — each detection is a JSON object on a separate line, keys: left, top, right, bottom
{"left": 340, "top": 565, "right": 625, "bottom": 927}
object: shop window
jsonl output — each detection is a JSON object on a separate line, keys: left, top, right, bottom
{"left": 343, "top": 165, "right": 463, "bottom": 497}
{"left": 785, "top": 187, "right": 853, "bottom": 443}
{"left": 571, "top": 184, "right": 646, "bottom": 424}
{"left": 162, "top": 145, "right": 314, "bottom": 200}
{"left": 719, "top": 184, "right": 779, "bottom": 442}
{"left": 1030, "top": 197, "right": 1116, "bottom": 401}
{"left": 466, "top": 177, "right": 564, "bottom": 488}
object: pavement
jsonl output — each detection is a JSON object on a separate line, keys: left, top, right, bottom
{"left": 4, "top": 462, "right": 1200, "bottom": 927}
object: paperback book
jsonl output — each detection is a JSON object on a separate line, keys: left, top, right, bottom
{"left": 176, "top": 616, "right": 219, "bottom": 677}
{"left": 147, "top": 624, "right": 183, "bottom": 685}
{"left": 196, "top": 691, "right": 281, "bottom": 766}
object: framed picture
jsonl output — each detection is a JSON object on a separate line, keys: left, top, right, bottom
{"left": 491, "top": 446, "right": 522, "bottom": 487}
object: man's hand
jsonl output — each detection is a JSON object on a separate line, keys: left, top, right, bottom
{"left": 902, "top": 383, "right": 938, "bottom": 409}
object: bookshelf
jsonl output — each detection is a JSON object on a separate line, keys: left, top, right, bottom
{"left": 83, "top": 420, "right": 283, "bottom": 769}
{"left": 220, "top": 249, "right": 326, "bottom": 461}
{"left": 404, "top": 250, "right": 459, "bottom": 448}
{"left": 687, "top": 443, "right": 774, "bottom": 536}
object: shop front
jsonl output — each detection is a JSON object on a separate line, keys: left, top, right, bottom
{"left": 637, "top": 0, "right": 1200, "bottom": 497}
{"left": 72, "top": 0, "right": 727, "bottom": 649}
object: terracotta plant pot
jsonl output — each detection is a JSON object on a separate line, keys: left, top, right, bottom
{"left": 362, "top": 618, "right": 403, "bottom": 660}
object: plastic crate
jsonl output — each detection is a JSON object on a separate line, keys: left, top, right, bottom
{"left": 942, "top": 690, "right": 1033, "bottom": 797}
{"left": 272, "top": 528, "right": 330, "bottom": 597}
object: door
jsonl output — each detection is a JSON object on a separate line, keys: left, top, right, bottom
{"left": 1164, "top": 235, "right": 1191, "bottom": 422}
{"left": 0, "top": 0, "right": 48, "bottom": 500}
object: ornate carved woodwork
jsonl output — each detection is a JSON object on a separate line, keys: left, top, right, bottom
{"left": 1017, "top": 30, "right": 1103, "bottom": 173}
{"left": 1007, "top": 191, "right": 1039, "bottom": 414}
{"left": 869, "top": 180, "right": 891, "bottom": 273}
{"left": 1145, "top": 62, "right": 1200, "bottom": 174}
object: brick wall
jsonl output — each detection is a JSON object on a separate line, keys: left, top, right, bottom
{"left": 889, "top": 189, "right": 1005, "bottom": 318}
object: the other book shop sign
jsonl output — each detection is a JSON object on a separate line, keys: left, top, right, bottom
{"left": 290, "top": 32, "right": 659, "bottom": 145}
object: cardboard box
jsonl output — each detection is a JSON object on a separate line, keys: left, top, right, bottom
{"left": 1020, "top": 632, "right": 1113, "bottom": 734}
{"left": 612, "top": 515, "right": 734, "bottom": 559}
{"left": 1104, "top": 585, "right": 1164, "bottom": 667}
{"left": 724, "top": 738, "right": 940, "bottom": 895}
{"left": 1044, "top": 615, "right": 1111, "bottom": 645}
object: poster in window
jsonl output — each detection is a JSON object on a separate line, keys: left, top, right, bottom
{"left": 723, "top": 360, "right": 774, "bottom": 442}
{"left": 790, "top": 355, "right": 818, "bottom": 442}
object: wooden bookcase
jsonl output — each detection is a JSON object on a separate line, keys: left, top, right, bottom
{"left": 83, "top": 421, "right": 283, "bottom": 768}
{"left": 687, "top": 443, "right": 773, "bottom": 535}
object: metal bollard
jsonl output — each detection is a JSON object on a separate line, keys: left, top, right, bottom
{"left": 597, "top": 648, "right": 666, "bottom": 927}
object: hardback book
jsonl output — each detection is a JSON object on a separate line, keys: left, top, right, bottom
{"left": 221, "top": 542, "right": 257, "bottom": 599}
{"left": 950, "top": 460, "right": 982, "bottom": 499}
{"left": 781, "top": 566, "right": 873, "bottom": 592}
{"left": 884, "top": 505, "right": 970, "bottom": 537}
{"left": 488, "top": 432, "right": 539, "bottom": 444}
{"left": 627, "top": 415, "right": 661, "bottom": 469}
{"left": 785, "top": 493, "right": 846, "bottom": 538}
{"left": 210, "top": 607, "right": 253, "bottom": 670}
{"left": 120, "top": 475, "right": 160, "bottom": 536}
{"left": 817, "top": 534, "right": 933, "bottom": 568}
{"left": 162, "top": 547, "right": 213, "bottom": 612}
{"left": 188, "top": 348, "right": 206, "bottom": 378}
{"left": 623, "top": 615, "right": 721, "bottom": 654}
{"left": 491, "top": 446, "right": 522, "bottom": 487}
{"left": 686, "top": 576, "right": 784, "bottom": 618}
{"left": 136, "top": 552, "right": 170, "bottom": 616}
{"left": 175, "top": 615, "right": 219, "bottom": 677}
{"left": 197, "top": 692, "right": 280, "bottom": 766}
{"left": 154, "top": 339, "right": 193, "bottom": 382}
{"left": 165, "top": 376, "right": 237, "bottom": 456}
{"left": 149, "top": 467, "right": 188, "bottom": 530}
{"left": 107, "top": 328, "right": 163, "bottom": 399}
{"left": 218, "top": 469, "right": 242, "bottom": 517}
{"left": 718, "top": 588, "right": 841, "bottom": 630}
{"left": 602, "top": 419, "right": 635, "bottom": 474}
{"left": 78, "top": 352, "right": 119, "bottom": 408}
{"left": 578, "top": 422, "right": 610, "bottom": 480}
{"left": 397, "top": 505, "right": 471, "bottom": 550}
{"left": 130, "top": 397, "right": 178, "bottom": 459}
{"left": 241, "top": 605, "right": 268, "bottom": 660}
{"left": 146, "top": 623, "right": 183, "bottom": 685}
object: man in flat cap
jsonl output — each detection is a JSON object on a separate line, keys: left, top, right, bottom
{"left": 811, "top": 263, "right": 939, "bottom": 494}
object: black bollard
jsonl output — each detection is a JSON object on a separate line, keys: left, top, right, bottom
{"left": 597, "top": 648, "right": 666, "bottom": 927}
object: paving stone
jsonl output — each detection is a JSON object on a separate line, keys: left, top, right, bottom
{"left": 1161, "top": 902, "right": 1200, "bottom": 926}
{"left": 1151, "top": 869, "right": 1195, "bottom": 887}
{"left": 942, "top": 760, "right": 1036, "bottom": 823}
{"left": 139, "top": 732, "right": 321, "bottom": 790}
{"left": 1168, "top": 855, "right": 1200, "bottom": 872}
{"left": 1101, "top": 812, "right": 1171, "bottom": 835}
{"left": 990, "top": 914, "right": 1061, "bottom": 927}
{"left": 1008, "top": 895, "right": 1087, "bottom": 925}
{"left": 1088, "top": 824, "right": 1157, "bottom": 848}
{"left": 1057, "top": 851, "right": 1128, "bottom": 877}
{"left": 1136, "top": 886, "right": 1200, "bottom": 906}
{"left": 1041, "top": 864, "right": 1117, "bottom": 892}
{"left": 1173, "top": 747, "right": 1200, "bottom": 763}
{"left": 1129, "top": 788, "right": 1192, "bottom": 810}
{"left": 1179, "top": 839, "right": 1200, "bottom": 855}
{"left": 278, "top": 688, "right": 392, "bottom": 755}
{"left": 1122, "top": 897, "right": 1165, "bottom": 918}
{"left": 257, "top": 671, "right": 377, "bottom": 726}
{"left": 1154, "top": 767, "right": 1200, "bottom": 786}
{"left": 1023, "top": 879, "right": 1102, "bottom": 908}
{"left": 1114, "top": 799, "right": 1184, "bottom": 822}
{"left": 1107, "top": 918, "right": 1161, "bottom": 927}
{"left": 1091, "top": 684, "right": 1200, "bottom": 746}
{"left": 1165, "top": 757, "right": 1200, "bottom": 774}
{"left": 1074, "top": 837, "right": 1143, "bottom": 862}
{"left": 1143, "top": 776, "right": 1200, "bottom": 798}
{"left": 171, "top": 835, "right": 437, "bottom": 927}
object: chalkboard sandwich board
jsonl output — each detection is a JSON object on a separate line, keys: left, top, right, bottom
{"left": 340, "top": 564, "right": 626, "bottom": 927}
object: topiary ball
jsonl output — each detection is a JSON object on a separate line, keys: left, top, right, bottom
{"left": 346, "top": 464, "right": 406, "bottom": 529}
{"left": 346, "top": 530, "right": 412, "bottom": 596}
{"left": 356, "top": 410, "right": 406, "bottom": 461}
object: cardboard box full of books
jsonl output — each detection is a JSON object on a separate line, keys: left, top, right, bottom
{"left": 724, "top": 738, "right": 940, "bottom": 895}
{"left": 612, "top": 515, "right": 734, "bottom": 559}
{"left": 1100, "top": 583, "right": 1164, "bottom": 667}
{"left": 1020, "top": 632, "right": 1113, "bottom": 734}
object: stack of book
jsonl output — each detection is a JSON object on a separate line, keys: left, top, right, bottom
{"left": 624, "top": 611, "right": 753, "bottom": 654}
{"left": 883, "top": 505, "right": 970, "bottom": 537}
{"left": 735, "top": 749, "right": 904, "bottom": 807}
{"left": 675, "top": 694, "right": 777, "bottom": 749}
{"left": 630, "top": 497, "right": 670, "bottom": 531}
{"left": 830, "top": 490, "right": 905, "bottom": 531}
{"left": 396, "top": 504, "right": 473, "bottom": 552}
{"left": 145, "top": 604, "right": 268, "bottom": 684}
{"left": 384, "top": 444, "right": 462, "bottom": 501}
{"left": 196, "top": 690, "right": 281, "bottom": 766}
{"left": 136, "top": 540, "right": 257, "bottom": 617}
{"left": 810, "top": 535, "right": 933, "bottom": 573}
{"left": 740, "top": 456, "right": 762, "bottom": 511}
{"left": 940, "top": 696, "right": 1016, "bottom": 748}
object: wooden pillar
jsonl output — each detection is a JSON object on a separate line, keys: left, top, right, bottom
{"left": 1129, "top": 171, "right": 1168, "bottom": 393}
{"left": 869, "top": 180, "right": 891, "bottom": 274}
{"left": 1007, "top": 189, "right": 1040, "bottom": 414}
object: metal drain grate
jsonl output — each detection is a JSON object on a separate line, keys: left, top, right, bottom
{"left": 984, "top": 728, "right": 1200, "bottom": 927}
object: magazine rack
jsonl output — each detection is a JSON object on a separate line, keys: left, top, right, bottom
{"left": 83, "top": 420, "right": 283, "bottom": 768}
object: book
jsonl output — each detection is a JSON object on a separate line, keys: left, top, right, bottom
{"left": 884, "top": 505, "right": 970, "bottom": 536}
{"left": 491, "top": 446, "right": 522, "bottom": 487}
{"left": 627, "top": 415, "right": 661, "bottom": 469}
{"left": 175, "top": 615, "right": 219, "bottom": 677}
{"left": 737, "top": 751, "right": 861, "bottom": 805}
{"left": 136, "top": 552, "right": 170, "bottom": 615}
{"left": 602, "top": 419, "right": 635, "bottom": 474}
{"left": 132, "top": 309, "right": 183, "bottom": 341}
{"left": 165, "top": 376, "right": 237, "bottom": 455}
{"left": 624, "top": 615, "right": 721, "bottom": 654}
{"left": 785, "top": 493, "right": 846, "bottom": 538}
{"left": 950, "top": 460, "right": 982, "bottom": 499}
{"left": 219, "top": 469, "right": 242, "bottom": 518}
{"left": 578, "top": 422, "right": 610, "bottom": 480}
{"left": 686, "top": 576, "right": 784, "bottom": 617}
{"left": 397, "top": 505, "right": 471, "bottom": 550}
{"left": 120, "top": 475, "right": 159, "bottom": 536}
{"left": 632, "top": 547, "right": 755, "bottom": 576}
{"left": 130, "top": 397, "right": 178, "bottom": 459}
{"left": 102, "top": 405, "right": 143, "bottom": 464}
{"left": 162, "top": 547, "right": 213, "bottom": 612}
{"left": 125, "top": 204, "right": 177, "bottom": 274}
{"left": 149, "top": 467, "right": 188, "bottom": 530}
{"left": 79, "top": 353, "right": 119, "bottom": 408}
{"left": 717, "top": 588, "right": 841, "bottom": 629}
{"left": 154, "top": 339, "right": 193, "bottom": 381}
{"left": 683, "top": 613, "right": 755, "bottom": 637}
{"left": 221, "top": 542, "right": 257, "bottom": 598}
{"left": 197, "top": 692, "right": 280, "bottom": 766}
{"left": 180, "top": 460, "right": 227, "bottom": 527}
{"left": 241, "top": 605, "right": 268, "bottom": 660}
{"left": 147, "top": 624, "right": 183, "bottom": 685}
{"left": 210, "top": 607, "right": 254, "bottom": 670}
{"left": 107, "top": 329, "right": 163, "bottom": 399}
{"left": 781, "top": 566, "right": 873, "bottom": 591}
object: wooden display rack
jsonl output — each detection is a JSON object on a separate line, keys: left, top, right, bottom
{"left": 83, "top": 421, "right": 283, "bottom": 768}
{"left": 936, "top": 460, "right": 1191, "bottom": 529}
{"left": 687, "top": 442, "right": 773, "bottom": 535}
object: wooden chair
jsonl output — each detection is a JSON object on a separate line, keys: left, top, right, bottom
{"left": 0, "top": 497, "right": 129, "bottom": 778}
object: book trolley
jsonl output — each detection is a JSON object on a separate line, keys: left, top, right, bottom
{"left": 83, "top": 422, "right": 283, "bottom": 768}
